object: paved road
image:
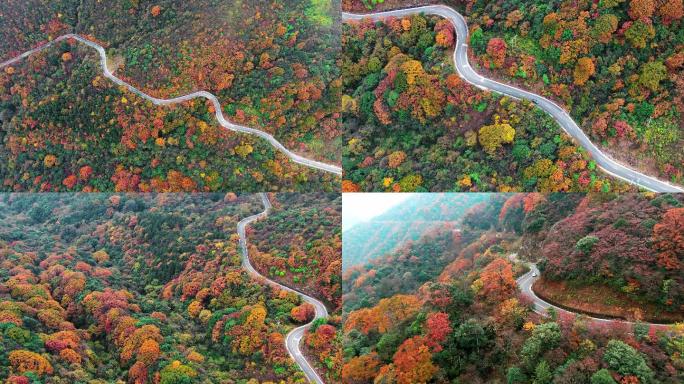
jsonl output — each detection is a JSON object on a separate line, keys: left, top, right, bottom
{"left": 516, "top": 260, "right": 672, "bottom": 326}
{"left": 0, "top": 35, "right": 342, "bottom": 176}
{"left": 342, "top": 5, "right": 684, "bottom": 192}
{"left": 238, "top": 193, "right": 328, "bottom": 384}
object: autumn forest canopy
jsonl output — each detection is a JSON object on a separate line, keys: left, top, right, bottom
{"left": 342, "top": 192, "right": 684, "bottom": 383}
{"left": 0, "top": 193, "right": 342, "bottom": 383}
{"left": 0, "top": 0, "right": 341, "bottom": 192}
{"left": 342, "top": 0, "right": 684, "bottom": 192}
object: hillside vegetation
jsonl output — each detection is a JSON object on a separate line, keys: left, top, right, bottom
{"left": 341, "top": 10, "right": 634, "bottom": 192}
{"left": 343, "top": 192, "right": 684, "bottom": 383}
{"left": 343, "top": 0, "right": 684, "bottom": 187}
{"left": 342, "top": 193, "right": 490, "bottom": 270}
{"left": 0, "top": 193, "right": 340, "bottom": 383}
{"left": 1, "top": 0, "right": 341, "bottom": 191}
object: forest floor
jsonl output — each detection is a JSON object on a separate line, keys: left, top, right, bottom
{"left": 533, "top": 278, "right": 684, "bottom": 323}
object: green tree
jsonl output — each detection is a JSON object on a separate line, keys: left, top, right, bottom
{"left": 533, "top": 360, "right": 553, "bottom": 384}
{"left": 602, "top": 340, "right": 654, "bottom": 383}
{"left": 638, "top": 61, "right": 667, "bottom": 92}
{"left": 453, "top": 319, "right": 491, "bottom": 353}
{"left": 625, "top": 20, "right": 655, "bottom": 49}
{"left": 521, "top": 322, "right": 561, "bottom": 368}
{"left": 507, "top": 366, "right": 528, "bottom": 384}
{"left": 470, "top": 27, "right": 486, "bottom": 54}
{"left": 576, "top": 235, "right": 599, "bottom": 254}
{"left": 591, "top": 369, "right": 617, "bottom": 384}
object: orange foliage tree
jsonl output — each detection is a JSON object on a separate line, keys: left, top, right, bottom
{"left": 290, "top": 302, "right": 316, "bottom": 323}
{"left": 477, "top": 258, "right": 516, "bottom": 302}
{"left": 342, "top": 353, "right": 381, "bottom": 384}
{"left": 137, "top": 339, "right": 161, "bottom": 365}
{"left": 573, "top": 57, "right": 596, "bottom": 86}
{"left": 628, "top": 0, "right": 656, "bottom": 20}
{"left": 344, "top": 295, "right": 421, "bottom": 335}
{"left": 8, "top": 350, "right": 53, "bottom": 376}
{"left": 392, "top": 336, "right": 437, "bottom": 384}
{"left": 653, "top": 207, "right": 683, "bottom": 270}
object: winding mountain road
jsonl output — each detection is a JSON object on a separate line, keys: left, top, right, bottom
{"left": 0, "top": 34, "right": 342, "bottom": 176}
{"left": 342, "top": 5, "right": 684, "bottom": 192}
{"left": 516, "top": 261, "right": 672, "bottom": 326}
{"left": 237, "top": 193, "right": 328, "bottom": 384}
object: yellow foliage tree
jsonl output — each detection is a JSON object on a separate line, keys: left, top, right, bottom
{"left": 234, "top": 143, "right": 254, "bottom": 158}
{"left": 8, "top": 350, "right": 53, "bottom": 376}
{"left": 92, "top": 250, "right": 109, "bottom": 264}
{"left": 43, "top": 154, "right": 57, "bottom": 168}
{"left": 400, "top": 60, "right": 425, "bottom": 85}
{"left": 187, "top": 300, "right": 202, "bottom": 318}
{"left": 573, "top": 57, "right": 595, "bottom": 86}
{"left": 478, "top": 120, "right": 515, "bottom": 155}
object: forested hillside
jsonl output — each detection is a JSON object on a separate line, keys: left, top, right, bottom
{"left": 341, "top": 9, "right": 634, "bottom": 192}
{"left": 0, "top": 43, "right": 337, "bottom": 192}
{"left": 1, "top": 0, "right": 341, "bottom": 191}
{"left": 343, "top": 0, "right": 684, "bottom": 187}
{"left": 249, "top": 193, "right": 343, "bottom": 383}
{"left": 343, "top": 193, "right": 684, "bottom": 383}
{"left": 0, "top": 193, "right": 340, "bottom": 383}
{"left": 538, "top": 193, "right": 684, "bottom": 322}
{"left": 342, "top": 193, "right": 490, "bottom": 269}
{"left": 251, "top": 194, "right": 342, "bottom": 310}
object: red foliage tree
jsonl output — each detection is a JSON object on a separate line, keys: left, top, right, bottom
{"left": 653, "top": 207, "right": 684, "bottom": 270}
{"left": 486, "top": 38, "right": 507, "bottom": 68}
{"left": 425, "top": 312, "right": 451, "bottom": 352}
{"left": 290, "top": 302, "right": 316, "bottom": 323}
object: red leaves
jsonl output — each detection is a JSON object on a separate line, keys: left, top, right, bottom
{"left": 434, "top": 19, "right": 454, "bottom": 48}
{"left": 291, "top": 302, "right": 316, "bottom": 323}
{"left": 478, "top": 258, "right": 516, "bottom": 302}
{"left": 425, "top": 312, "right": 451, "bottom": 352}
{"left": 653, "top": 207, "right": 684, "bottom": 270}
{"left": 486, "top": 38, "right": 507, "bottom": 68}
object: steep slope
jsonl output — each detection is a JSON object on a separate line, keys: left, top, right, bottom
{"left": 342, "top": 192, "right": 684, "bottom": 384}
{"left": 250, "top": 193, "right": 342, "bottom": 310}
{"left": 342, "top": 193, "right": 490, "bottom": 270}
{"left": 0, "top": 193, "right": 339, "bottom": 383}
{"left": 538, "top": 193, "right": 684, "bottom": 320}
